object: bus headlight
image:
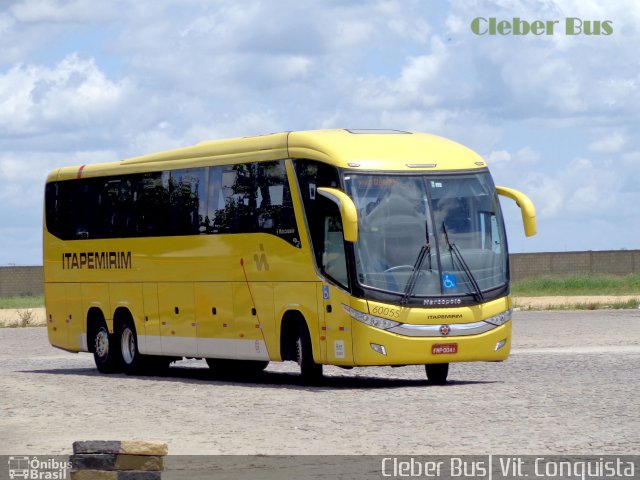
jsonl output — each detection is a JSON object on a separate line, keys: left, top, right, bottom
{"left": 342, "top": 305, "right": 400, "bottom": 330}
{"left": 484, "top": 308, "right": 513, "bottom": 326}
{"left": 370, "top": 343, "right": 387, "bottom": 355}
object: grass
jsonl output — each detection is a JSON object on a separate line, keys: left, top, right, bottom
{"left": 0, "top": 295, "right": 44, "bottom": 309}
{"left": 511, "top": 273, "right": 640, "bottom": 297}
{"left": 572, "top": 299, "right": 640, "bottom": 310}
{"left": 516, "top": 299, "right": 640, "bottom": 311}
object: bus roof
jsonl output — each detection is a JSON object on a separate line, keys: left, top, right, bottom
{"left": 48, "top": 129, "right": 486, "bottom": 182}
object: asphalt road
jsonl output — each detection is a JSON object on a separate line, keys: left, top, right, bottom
{"left": 0, "top": 310, "right": 638, "bottom": 456}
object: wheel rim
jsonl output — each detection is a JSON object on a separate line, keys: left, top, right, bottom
{"left": 95, "top": 329, "right": 109, "bottom": 358}
{"left": 121, "top": 327, "right": 136, "bottom": 364}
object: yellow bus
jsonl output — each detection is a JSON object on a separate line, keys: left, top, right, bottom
{"left": 43, "top": 129, "right": 536, "bottom": 384}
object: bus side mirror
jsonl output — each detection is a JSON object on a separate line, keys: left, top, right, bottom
{"left": 496, "top": 186, "right": 537, "bottom": 237}
{"left": 317, "top": 187, "right": 359, "bottom": 242}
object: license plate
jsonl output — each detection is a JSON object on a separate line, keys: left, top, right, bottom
{"left": 432, "top": 343, "right": 458, "bottom": 355}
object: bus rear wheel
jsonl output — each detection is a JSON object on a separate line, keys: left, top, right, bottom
{"left": 119, "top": 320, "right": 147, "bottom": 375}
{"left": 93, "top": 324, "right": 120, "bottom": 373}
{"left": 425, "top": 363, "right": 449, "bottom": 385}
{"left": 296, "top": 323, "right": 323, "bottom": 384}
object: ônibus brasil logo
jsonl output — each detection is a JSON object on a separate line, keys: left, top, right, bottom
{"left": 7, "top": 456, "right": 70, "bottom": 479}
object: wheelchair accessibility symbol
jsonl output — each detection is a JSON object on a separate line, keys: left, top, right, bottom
{"left": 442, "top": 274, "right": 457, "bottom": 289}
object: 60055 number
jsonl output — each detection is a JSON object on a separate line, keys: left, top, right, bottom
{"left": 371, "top": 306, "right": 400, "bottom": 318}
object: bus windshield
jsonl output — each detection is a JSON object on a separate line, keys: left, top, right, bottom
{"left": 344, "top": 172, "right": 508, "bottom": 301}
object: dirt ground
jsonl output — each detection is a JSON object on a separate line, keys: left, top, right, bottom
{"left": 0, "top": 307, "right": 45, "bottom": 327}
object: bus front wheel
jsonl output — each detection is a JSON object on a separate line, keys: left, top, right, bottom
{"left": 296, "top": 323, "right": 323, "bottom": 384}
{"left": 425, "top": 363, "right": 449, "bottom": 385}
{"left": 93, "top": 324, "right": 120, "bottom": 373}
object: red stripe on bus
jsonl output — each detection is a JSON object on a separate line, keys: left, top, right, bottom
{"left": 77, "top": 165, "right": 86, "bottom": 178}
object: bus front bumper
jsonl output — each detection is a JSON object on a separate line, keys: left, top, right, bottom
{"left": 351, "top": 320, "right": 512, "bottom": 366}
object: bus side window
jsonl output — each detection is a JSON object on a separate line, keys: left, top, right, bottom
{"left": 218, "top": 164, "right": 255, "bottom": 233}
{"left": 294, "top": 159, "right": 349, "bottom": 288}
{"left": 102, "top": 178, "right": 133, "bottom": 237}
{"left": 169, "top": 168, "right": 205, "bottom": 235}
{"left": 478, "top": 211, "right": 502, "bottom": 253}
{"left": 256, "top": 161, "right": 281, "bottom": 230}
{"left": 73, "top": 181, "right": 95, "bottom": 239}
{"left": 294, "top": 159, "right": 341, "bottom": 256}
{"left": 490, "top": 214, "right": 502, "bottom": 253}
{"left": 45, "top": 182, "right": 67, "bottom": 239}
{"left": 206, "top": 166, "right": 226, "bottom": 233}
{"left": 138, "top": 172, "right": 170, "bottom": 236}
{"left": 255, "top": 160, "right": 299, "bottom": 246}
{"left": 322, "top": 210, "right": 349, "bottom": 288}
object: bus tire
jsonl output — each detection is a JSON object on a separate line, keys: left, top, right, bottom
{"left": 119, "top": 319, "right": 146, "bottom": 375}
{"left": 425, "top": 363, "right": 449, "bottom": 385}
{"left": 296, "top": 323, "right": 323, "bottom": 384}
{"left": 92, "top": 324, "right": 121, "bottom": 373}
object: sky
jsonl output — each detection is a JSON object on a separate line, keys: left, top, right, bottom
{"left": 1, "top": 0, "right": 639, "bottom": 265}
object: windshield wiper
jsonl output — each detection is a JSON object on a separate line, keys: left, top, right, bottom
{"left": 401, "top": 243, "right": 431, "bottom": 305}
{"left": 441, "top": 222, "right": 485, "bottom": 303}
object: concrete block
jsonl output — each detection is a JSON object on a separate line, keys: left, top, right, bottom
{"left": 72, "top": 440, "right": 168, "bottom": 456}
{"left": 70, "top": 454, "right": 163, "bottom": 471}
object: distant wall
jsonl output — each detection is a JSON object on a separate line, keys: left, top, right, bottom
{"left": 1, "top": 250, "right": 640, "bottom": 296}
{"left": 510, "top": 250, "right": 640, "bottom": 282}
{"left": 0, "top": 266, "right": 43, "bottom": 297}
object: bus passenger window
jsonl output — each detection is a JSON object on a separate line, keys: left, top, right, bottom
{"left": 255, "top": 160, "right": 299, "bottom": 246}
{"left": 168, "top": 169, "right": 204, "bottom": 235}
{"left": 323, "top": 213, "right": 349, "bottom": 288}
{"left": 138, "top": 172, "right": 170, "bottom": 236}
{"left": 217, "top": 164, "right": 254, "bottom": 233}
{"left": 294, "top": 159, "right": 343, "bottom": 269}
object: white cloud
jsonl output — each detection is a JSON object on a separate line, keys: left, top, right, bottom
{"left": 352, "top": 35, "right": 475, "bottom": 113}
{"left": 488, "top": 150, "right": 511, "bottom": 164}
{"left": 0, "top": 54, "right": 130, "bottom": 136}
{"left": 589, "top": 131, "right": 626, "bottom": 153}
{"left": 0, "top": 1, "right": 117, "bottom": 66}
{"left": 523, "top": 174, "right": 565, "bottom": 218}
{"left": 513, "top": 146, "right": 541, "bottom": 164}
{"left": 520, "top": 157, "right": 626, "bottom": 221}
{"left": 488, "top": 142, "right": 637, "bottom": 241}
{"left": 622, "top": 151, "right": 640, "bottom": 164}
{"left": 487, "top": 147, "right": 539, "bottom": 165}
{"left": 0, "top": 11, "right": 16, "bottom": 34}
{"left": 399, "top": 52, "right": 445, "bottom": 100}
{"left": 446, "top": 14, "right": 465, "bottom": 34}
{"left": 9, "top": 0, "right": 114, "bottom": 23}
